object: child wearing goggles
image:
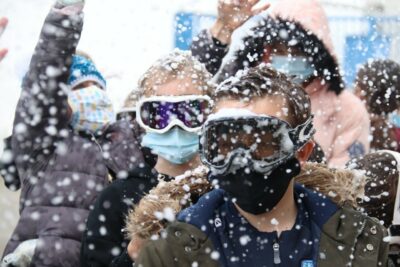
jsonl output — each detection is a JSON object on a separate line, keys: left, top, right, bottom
{"left": 80, "top": 50, "right": 214, "bottom": 267}
{"left": 133, "top": 65, "right": 388, "bottom": 267}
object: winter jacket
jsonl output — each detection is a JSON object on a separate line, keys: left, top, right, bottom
{"left": 0, "top": 136, "right": 21, "bottom": 191}
{"left": 190, "top": 0, "right": 370, "bottom": 168}
{"left": 2, "top": 6, "right": 146, "bottom": 267}
{"left": 309, "top": 81, "right": 370, "bottom": 167}
{"left": 134, "top": 184, "right": 389, "bottom": 267}
{"left": 80, "top": 165, "right": 165, "bottom": 267}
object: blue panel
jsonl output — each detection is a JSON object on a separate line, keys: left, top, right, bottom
{"left": 344, "top": 34, "right": 391, "bottom": 86}
{"left": 174, "top": 12, "right": 216, "bottom": 50}
{"left": 174, "top": 12, "right": 194, "bottom": 51}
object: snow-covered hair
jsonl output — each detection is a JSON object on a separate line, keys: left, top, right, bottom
{"left": 356, "top": 59, "right": 400, "bottom": 115}
{"left": 138, "top": 49, "right": 215, "bottom": 97}
{"left": 215, "top": 64, "right": 312, "bottom": 127}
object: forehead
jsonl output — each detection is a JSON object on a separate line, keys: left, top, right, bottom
{"left": 148, "top": 77, "right": 204, "bottom": 97}
{"left": 214, "top": 96, "right": 290, "bottom": 122}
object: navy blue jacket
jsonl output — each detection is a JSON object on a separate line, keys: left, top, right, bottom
{"left": 177, "top": 184, "right": 339, "bottom": 266}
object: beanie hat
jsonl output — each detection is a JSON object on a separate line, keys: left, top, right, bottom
{"left": 68, "top": 55, "right": 107, "bottom": 90}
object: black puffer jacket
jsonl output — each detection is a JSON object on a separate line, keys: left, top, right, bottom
{"left": 80, "top": 165, "right": 168, "bottom": 267}
{"left": 2, "top": 6, "right": 146, "bottom": 267}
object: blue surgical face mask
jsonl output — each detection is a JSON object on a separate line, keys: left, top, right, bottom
{"left": 270, "top": 55, "right": 315, "bottom": 84}
{"left": 141, "top": 127, "right": 199, "bottom": 165}
{"left": 390, "top": 112, "right": 400, "bottom": 128}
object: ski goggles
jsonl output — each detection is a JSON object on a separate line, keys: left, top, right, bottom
{"left": 136, "top": 95, "right": 212, "bottom": 134}
{"left": 200, "top": 112, "right": 315, "bottom": 175}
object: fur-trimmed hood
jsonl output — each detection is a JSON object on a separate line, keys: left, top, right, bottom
{"left": 215, "top": 0, "right": 343, "bottom": 94}
{"left": 125, "top": 163, "right": 366, "bottom": 241}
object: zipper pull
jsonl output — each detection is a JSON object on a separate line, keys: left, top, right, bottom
{"left": 273, "top": 242, "right": 281, "bottom": 265}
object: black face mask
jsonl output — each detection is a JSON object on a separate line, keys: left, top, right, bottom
{"left": 209, "top": 158, "right": 301, "bottom": 214}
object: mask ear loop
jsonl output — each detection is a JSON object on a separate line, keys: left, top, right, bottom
{"left": 380, "top": 150, "right": 400, "bottom": 245}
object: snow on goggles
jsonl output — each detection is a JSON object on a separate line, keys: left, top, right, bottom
{"left": 200, "top": 112, "right": 315, "bottom": 175}
{"left": 136, "top": 95, "right": 212, "bottom": 134}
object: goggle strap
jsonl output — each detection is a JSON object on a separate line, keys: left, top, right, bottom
{"left": 290, "top": 116, "right": 315, "bottom": 149}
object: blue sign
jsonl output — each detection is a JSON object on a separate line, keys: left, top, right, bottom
{"left": 174, "top": 12, "right": 215, "bottom": 50}
{"left": 344, "top": 17, "right": 392, "bottom": 86}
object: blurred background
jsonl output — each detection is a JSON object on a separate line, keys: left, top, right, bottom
{"left": 0, "top": 0, "right": 399, "bottom": 253}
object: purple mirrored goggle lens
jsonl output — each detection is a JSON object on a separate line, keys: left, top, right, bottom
{"left": 140, "top": 99, "right": 210, "bottom": 130}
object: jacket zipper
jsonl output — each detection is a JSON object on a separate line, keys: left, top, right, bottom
{"left": 348, "top": 219, "right": 367, "bottom": 267}
{"left": 90, "top": 134, "right": 114, "bottom": 181}
{"left": 273, "top": 241, "right": 281, "bottom": 265}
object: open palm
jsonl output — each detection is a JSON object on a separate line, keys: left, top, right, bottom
{"left": 217, "top": 0, "right": 270, "bottom": 31}
{"left": 211, "top": 0, "right": 270, "bottom": 44}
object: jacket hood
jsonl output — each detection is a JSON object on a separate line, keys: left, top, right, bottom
{"left": 270, "top": 0, "right": 335, "bottom": 58}
{"left": 215, "top": 0, "right": 343, "bottom": 94}
{"left": 269, "top": 0, "right": 343, "bottom": 94}
{"left": 296, "top": 162, "right": 367, "bottom": 208}
{"left": 125, "top": 163, "right": 367, "bottom": 241}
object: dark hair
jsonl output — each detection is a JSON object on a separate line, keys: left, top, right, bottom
{"left": 356, "top": 59, "right": 400, "bottom": 115}
{"left": 215, "top": 65, "right": 312, "bottom": 127}
{"left": 308, "top": 142, "right": 327, "bottom": 164}
{"left": 370, "top": 115, "right": 398, "bottom": 151}
{"left": 347, "top": 151, "right": 399, "bottom": 228}
{"left": 215, "top": 17, "right": 343, "bottom": 94}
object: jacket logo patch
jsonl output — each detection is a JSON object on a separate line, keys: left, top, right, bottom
{"left": 301, "top": 260, "right": 314, "bottom": 267}
{"left": 214, "top": 218, "right": 222, "bottom": 228}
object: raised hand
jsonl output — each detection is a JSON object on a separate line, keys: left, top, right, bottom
{"left": 211, "top": 0, "right": 270, "bottom": 44}
{"left": 0, "top": 17, "right": 8, "bottom": 63}
{"left": 56, "top": 0, "right": 85, "bottom": 5}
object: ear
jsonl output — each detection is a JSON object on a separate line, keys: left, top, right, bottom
{"left": 296, "top": 141, "right": 315, "bottom": 165}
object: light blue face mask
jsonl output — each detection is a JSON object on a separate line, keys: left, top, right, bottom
{"left": 270, "top": 55, "right": 315, "bottom": 84}
{"left": 390, "top": 112, "right": 400, "bottom": 128}
{"left": 141, "top": 127, "right": 199, "bottom": 165}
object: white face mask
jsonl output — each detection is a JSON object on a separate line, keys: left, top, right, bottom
{"left": 68, "top": 85, "right": 115, "bottom": 135}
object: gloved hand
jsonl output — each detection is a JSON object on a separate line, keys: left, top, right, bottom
{"left": 54, "top": 0, "right": 85, "bottom": 15}
{"left": 1, "top": 239, "right": 38, "bottom": 267}
{"left": 56, "top": 0, "right": 85, "bottom": 6}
